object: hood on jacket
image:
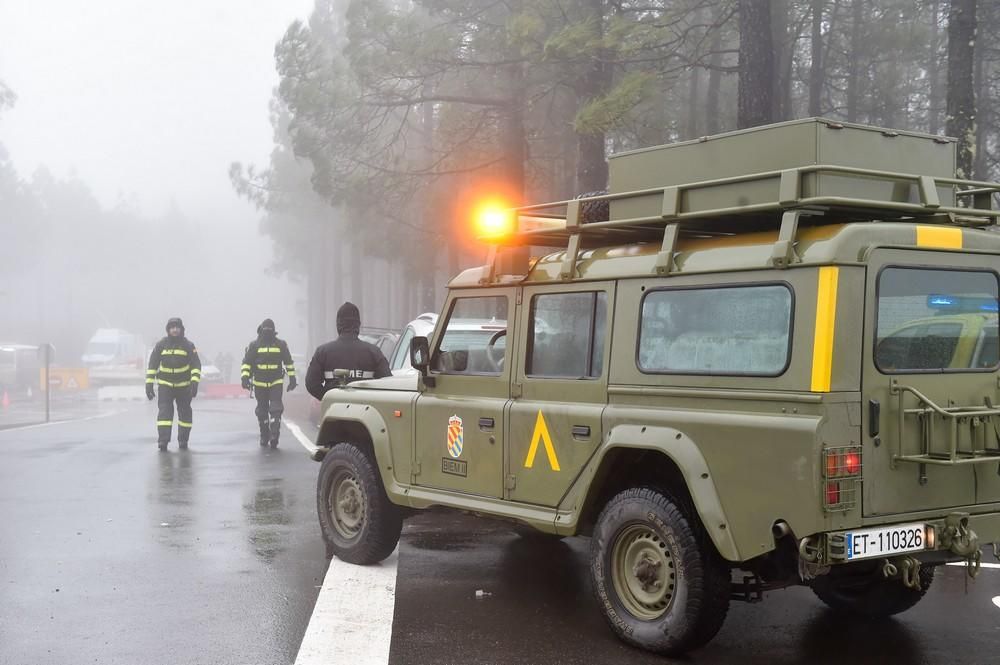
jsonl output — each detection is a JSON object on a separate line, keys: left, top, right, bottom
{"left": 336, "top": 302, "right": 361, "bottom": 335}
{"left": 257, "top": 318, "right": 276, "bottom": 336}
{"left": 166, "top": 317, "right": 185, "bottom": 336}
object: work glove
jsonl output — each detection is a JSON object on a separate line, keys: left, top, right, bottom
{"left": 287, "top": 376, "right": 297, "bottom": 392}
{"left": 241, "top": 376, "right": 251, "bottom": 391}
{"left": 145, "top": 384, "right": 155, "bottom": 401}
{"left": 190, "top": 382, "right": 199, "bottom": 398}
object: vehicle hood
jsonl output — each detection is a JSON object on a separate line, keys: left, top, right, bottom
{"left": 82, "top": 353, "right": 116, "bottom": 364}
{"left": 348, "top": 374, "right": 419, "bottom": 391}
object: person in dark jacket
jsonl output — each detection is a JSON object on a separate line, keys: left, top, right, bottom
{"left": 306, "top": 302, "right": 390, "bottom": 401}
{"left": 146, "top": 317, "right": 201, "bottom": 451}
{"left": 241, "top": 318, "right": 297, "bottom": 448}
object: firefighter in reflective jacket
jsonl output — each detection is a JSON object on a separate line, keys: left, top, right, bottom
{"left": 146, "top": 317, "right": 201, "bottom": 451}
{"left": 306, "top": 302, "right": 390, "bottom": 400}
{"left": 241, "top": 318, "right": 296, "bottom": 448}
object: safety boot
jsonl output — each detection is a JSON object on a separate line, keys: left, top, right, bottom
{"left": 158, "top": 441, "right": 168, "bottom": 451}
{"left": 269, "top": 418, "right": 281, "bottom": 449}
{"left": 178, "top": 440, "right": 189, "bottom": 450}
{"left": 259, "top": 421, "right": 269, "bottom": 447}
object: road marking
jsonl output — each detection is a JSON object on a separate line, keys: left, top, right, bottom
{"left": 295, "top": 548, "right": 399, "bottom": 665}
{"left": 947, "top": 561, "right": 1000, "bottom": 570}
{"left": 0, "top": 410, "right": 119, "bottom": 433}
{"left": 285, "top": 419, "right": 318, "bottom": 456}
{"left": 993, "top": 597, "right": 1000, "bottom": 609}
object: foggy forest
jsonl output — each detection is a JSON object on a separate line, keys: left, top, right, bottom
{"left": 2, "top": 0, "right": 997, "bottom": 362}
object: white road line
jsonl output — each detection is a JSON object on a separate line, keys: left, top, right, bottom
{"left": 0, "top": 410, "right": 119, "bottom": 433}
{"left": 295, "top": 548, "right": 399, "bottom": 665}
{"left": 285, "top": 419, "right": 318, "bottom": 456}
{"left": 993, "top": 596, "right": 1000, "bottom": 609}
{"left": 947, "top": 561, "right": 1000, "bottom": 570}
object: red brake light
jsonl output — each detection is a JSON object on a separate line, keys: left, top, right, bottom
{"left": 844, "top": 452, "right": 861, "bottom": 476}
{"left": 825, "top": 481, "right": 840, "bottom": 505}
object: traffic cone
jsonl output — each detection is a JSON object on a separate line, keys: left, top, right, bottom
{"left": 1, "top": 390, "right": 9, "bottom": 409}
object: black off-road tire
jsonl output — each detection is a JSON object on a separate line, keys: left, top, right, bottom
{"left": 316, "top": 443, "right": 402, "bottom": 565}
{"left": 590, "top": 487, "right": 731, "bottom": 656}
{"left": 811, "top": 563, "right": 935, "bottom": 617}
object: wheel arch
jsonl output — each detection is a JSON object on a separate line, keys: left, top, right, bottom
{"left": 575, "top": 425, "right": 740, "bottom": 562}
{"left": 316, "top": 402, "right": 405, "bottom": 500}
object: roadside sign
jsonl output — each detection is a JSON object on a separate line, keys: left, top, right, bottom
{"left": 39, "top": 367, "right": 90, "bottom": 391}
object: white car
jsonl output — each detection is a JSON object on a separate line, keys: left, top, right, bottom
{"left": 387, "top": 312, "right": 509, "bottom": 376}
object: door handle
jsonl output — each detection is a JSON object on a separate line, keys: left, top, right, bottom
{"left": 572, "top": 425, "right": 591, "bottom": 439}
{"left": 869, "top": 399, "right": 880, "bottom": 437}
{"left": 479, "top": 417, "right": 495, "bottom": 430}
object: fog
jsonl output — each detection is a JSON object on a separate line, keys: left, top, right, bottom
{"left": 0, "top": 0, "right": 316, "bottom": 364}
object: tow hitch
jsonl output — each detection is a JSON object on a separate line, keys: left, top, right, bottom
{"left": 939, "top": 512, "right": 981, "bottom": 579}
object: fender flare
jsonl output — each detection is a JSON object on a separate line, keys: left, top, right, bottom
{"left": 598, "top": 424, "right": 740, "bottom": 562}
{"left": 318, "top": 402, "right": 407, "bottom": 499}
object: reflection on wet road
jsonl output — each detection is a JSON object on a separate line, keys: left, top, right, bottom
{"left": 0, "top": 398, "right": 327, "bottom": 665}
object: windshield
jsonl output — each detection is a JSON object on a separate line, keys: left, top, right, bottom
{"left": 85, "top": 342, "right": 118, "bottom": 355}
{"left": 875, "top": 267, "right": 1000, "bottom": 372}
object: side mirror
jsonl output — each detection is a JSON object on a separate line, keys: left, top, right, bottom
{"left": 410, "top": 336, "right": 435, "bottom": 387}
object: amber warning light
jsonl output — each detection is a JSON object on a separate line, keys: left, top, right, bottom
{"left": 474, "top": 201, "right": 514, "bottom": 240}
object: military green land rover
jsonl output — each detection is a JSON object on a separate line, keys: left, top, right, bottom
{"left": 312, "top": 118, "right": 1000, "bottom": 656}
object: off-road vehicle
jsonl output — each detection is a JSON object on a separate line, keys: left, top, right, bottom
{"left": 311, "top": 118, "right": 1000, "bottom": 656}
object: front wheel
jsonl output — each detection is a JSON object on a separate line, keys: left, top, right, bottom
{"left": 811, "top": 563, "right": 935, "bottom": 617}
{"left": 317, "top": 443, "right": 402, "bottom": 564}
{"left": 590, "top": 487, "right": 730, "bottom": 656}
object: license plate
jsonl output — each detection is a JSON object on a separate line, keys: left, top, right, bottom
{"left": 844, "top": 523, "right": 928, "bottom": 560}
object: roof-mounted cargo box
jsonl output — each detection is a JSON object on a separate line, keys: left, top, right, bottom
{"left": 608, "top": 118, "right": 957, "bottom": 223}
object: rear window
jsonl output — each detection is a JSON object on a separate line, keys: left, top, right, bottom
{"left": 638, "top": 284, "right": 793, "bottom": 375}
{"left": 875, "top": 267, "right": 1000, "bottom": 372}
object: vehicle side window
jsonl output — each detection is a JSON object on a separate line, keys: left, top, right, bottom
{"left": 432, "top": 296, "right": 508, "bottom": 375}
{"left": 527, "top": 291, "right": 607, "bottom": 378}
{"left": 391, "top": 327, "right": 415, "bottom": 371}
{"left": 638, "top": 284, "right": 792, "bottom": 375}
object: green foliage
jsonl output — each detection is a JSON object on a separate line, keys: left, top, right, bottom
{"left": 574, "top": 72, "right": 654, "bottom": 135}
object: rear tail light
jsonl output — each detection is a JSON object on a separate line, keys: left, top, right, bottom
{"left": 823, "top": 446, "right": 862, "bottom": 510}
{"left": 825, "top": 481, "right": 840, "bottom": 505}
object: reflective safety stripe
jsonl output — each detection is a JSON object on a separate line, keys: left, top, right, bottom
{"left": 190, "top": 369, "right": 201, "bottom": 375}
{"left": 257, "top": 347, "right": 280, "bottom": 353}
{"left": 178, "top": 421, "right": 193, "bottom": 428}
{"left": 810, "top": 266, "right": 839, "bottom": 393}
{"left": 158, "top": 364, "right": 190, "bottom": 373}
{"left": 157, "top": 420, "right": 173, "bottom": 426}
{"left": 256, "top": 364, "right": 280, "bottom": 370}
{"left": 156, "top": 379, "right": 191, "bottom": 387}
{"left": 252, "top": 379, "right": 285, "bottom": 387}
{"left": 146, "top": 369, "right": 157, "bottom": 375}
{"left": 286, "top": 369, "right": 296, "bottom": 376}
{"left": 240, "top": 364, "right": 251, "bottom": 370}
{"left": 324, "top": 369, "right": 374, "bottom": 379}
{"left": 191, "top": 376, "right": 200, "bottom": 383}
{"left": 146, "top": 378, "right": 155, "bottom": 384}
{"left": 241, "top": 371, "right": 250, "bottom": 377}
{"left": 161, "top": 349, "right": 189, "bottom": 356}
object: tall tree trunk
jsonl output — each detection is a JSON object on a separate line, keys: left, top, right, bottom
{"left": 771, "top": 0, "right": 792, "bottom": 120}
{"left": 972, "top": 4, "right": 989, "bottom": 179}
{"left": 576, "top": 0, "right": 611, "bottom": 192}
{"left": 738, "top": 0, "right": 775, "bottom": 128}
{"left": 846, "top": 0, "right": 864, "bottom": 122}
{"left": 929, "top": 0, "right": 944, "bottom": 134}
{"left": 686, "top": 65, "right": 702, "bottom": 138}
{"left": 809, "top": 0, "right": 825, "bottom": 116}
{"left": 947, "top": 0, "right": 978, "bottom": 178}
{"left": 705, "top": 6, "right": 726, "bottom": 134}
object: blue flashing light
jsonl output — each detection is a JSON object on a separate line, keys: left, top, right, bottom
{"left": 927, "top": 295, "right": 957, "bottom": 308}
{"left": 980, "top": 302, "right": 999, "bottom": 312}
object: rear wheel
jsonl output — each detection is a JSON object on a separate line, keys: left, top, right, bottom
{"left": 317, "top": 443, "right": 402, "bottom": 564}
{"left": 590, "top": 487, "right": 730, "bottom": 656}
{"left": 811, "top": 563, "right": 935, "bottom": 617}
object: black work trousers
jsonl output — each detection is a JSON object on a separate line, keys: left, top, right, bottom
{"left": 157, "top": 384, "right": 193, "bottom": 444}
{"left": 254, "top": 384, "right": 284, "bottom": 442}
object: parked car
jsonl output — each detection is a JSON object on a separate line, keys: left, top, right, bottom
{"left": 386, "top": 312, "right": 511, "bottom": 376}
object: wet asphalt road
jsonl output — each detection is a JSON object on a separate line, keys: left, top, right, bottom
{"left": 3, "top": 395, "right": 1000, "bottom": 665}
{"left": 390, "top": 511, "right": 1000, "bottom": 665}
{"left": 0, "top": 396, "right": 326, "bottom": 665}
